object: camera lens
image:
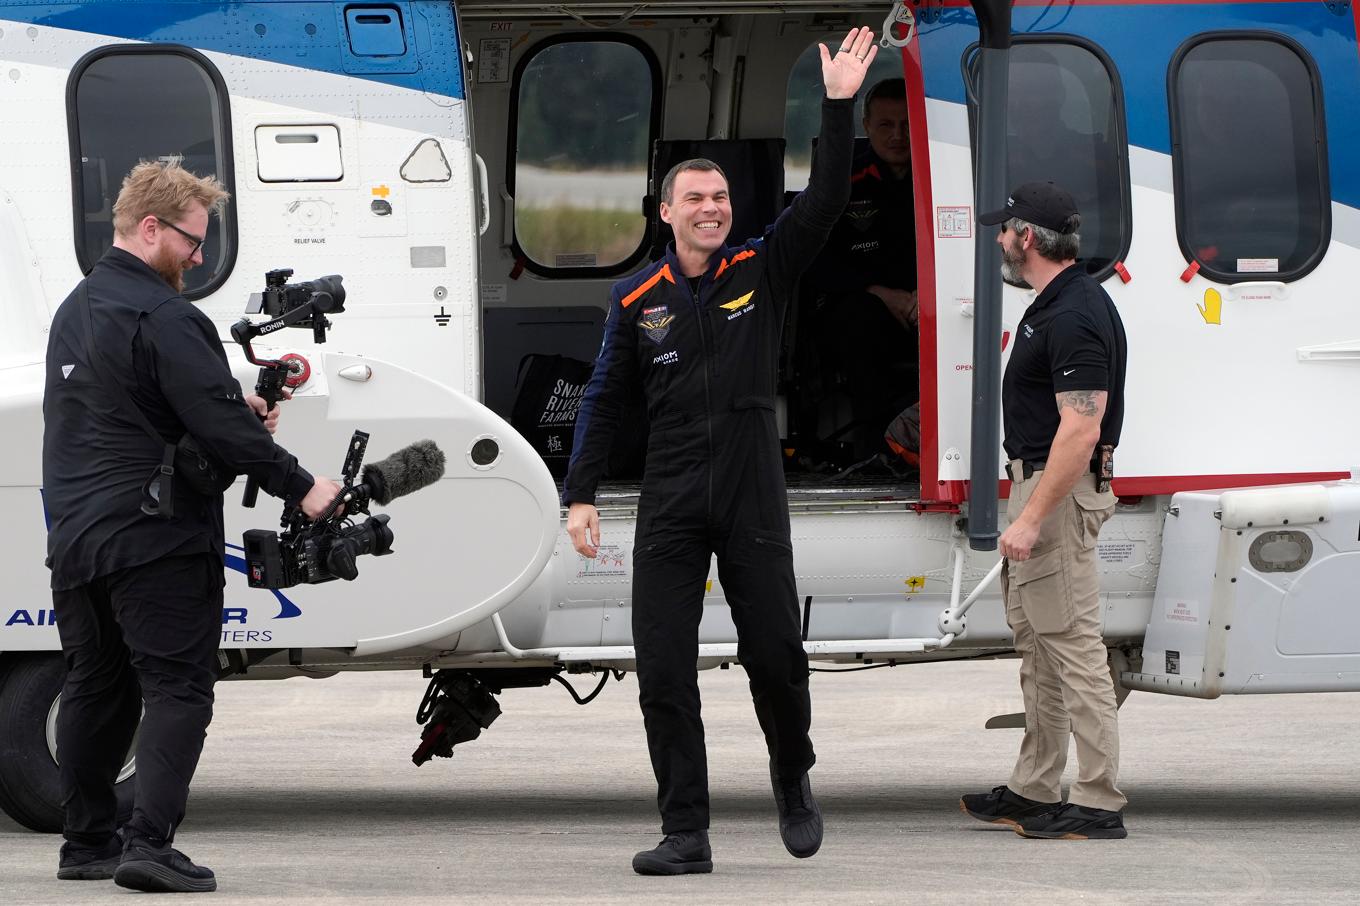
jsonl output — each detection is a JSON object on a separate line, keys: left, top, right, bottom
{"left": 305, "top": 275, "right": 346, "bottom": 312}
{"left": 324, "top": 514, "right": 394, "bottom": 581}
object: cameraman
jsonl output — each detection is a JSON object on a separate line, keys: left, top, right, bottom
{"left": 42, "top": 160, "right": 340, "bottom": 893}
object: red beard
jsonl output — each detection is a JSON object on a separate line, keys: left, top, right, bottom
{"left": 151, "top": 245, "right": 188, "bottom": 293}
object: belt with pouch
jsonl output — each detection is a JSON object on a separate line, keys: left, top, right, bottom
{"left": 1004, "top": 459, "right": 1102, "bottom": 481}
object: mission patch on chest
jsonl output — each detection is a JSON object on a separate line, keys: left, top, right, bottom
{"left": 639, "top": 305, "right": 675, "bottom": 343}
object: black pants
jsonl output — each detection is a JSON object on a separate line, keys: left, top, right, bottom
{"left": 632, "top": 525, "right": 814, "bottom": 833}
{"left": 53, "top": 553, "right": 222, "bottom": 847}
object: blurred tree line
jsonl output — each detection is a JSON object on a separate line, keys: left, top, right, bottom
{"left": 517, "top": 41, "right": 653, "bottom": 170}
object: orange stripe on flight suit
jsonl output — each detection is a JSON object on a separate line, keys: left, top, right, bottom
{"left": 620, "top": 263, "right": 675, "bottom": 309}
{"left": 850, "top": 163, "right": 881, "bottom": 184}
{"left": 713, "top": 248, "right": 757, "bottom": 280}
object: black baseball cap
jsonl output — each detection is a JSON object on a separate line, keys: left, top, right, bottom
{"left": 978, "top": 181, "right": 1080, "bottom": 234}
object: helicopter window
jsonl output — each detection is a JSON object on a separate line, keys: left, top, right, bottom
{"left": 1168, "top": 32, "right": 1329, "bottom": 283}
{"left": 965, "top": 37, "right": 1132, "bottom": 283}
{"left": 784, "top": 38, "right": 905, "bottom": 191}
{"left": 509, "top": 36, "right": 660, "bottom": 278}
{"left": 67, "top": 46, "right": 236, "bottom": 300}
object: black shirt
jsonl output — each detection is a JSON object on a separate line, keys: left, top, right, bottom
{"left": 43, "top": 248, "right": 315, "bottom": 590}
{"left": 1001, "top": 264, "right": 1127, "bottom": 463}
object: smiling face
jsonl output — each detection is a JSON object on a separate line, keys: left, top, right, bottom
{"left": 659, "top": 168, "right": 732, "bottom": 259}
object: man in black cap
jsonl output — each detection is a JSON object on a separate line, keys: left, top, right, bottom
{"left": 959, "top": 181, "right": 1130, "bottom": 840}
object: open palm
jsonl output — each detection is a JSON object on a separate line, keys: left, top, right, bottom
{"left": 820, "top": 26, "right": 879, "bottom": 100}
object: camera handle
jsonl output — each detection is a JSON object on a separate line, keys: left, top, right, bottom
{"left": 230, "top": 299, "right": 332, "bottom": 508}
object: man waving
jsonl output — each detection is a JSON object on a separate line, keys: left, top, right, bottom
{"left": 563, "top": 26, "right": 878, "bottom": 875}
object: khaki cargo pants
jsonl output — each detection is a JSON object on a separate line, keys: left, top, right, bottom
{"left": 1001, "top": 462, "right": 1126, "bottom": 812}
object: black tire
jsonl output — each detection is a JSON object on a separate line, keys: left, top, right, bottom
{"left": 0, "top": 653, "right": 136, "bottom": 834}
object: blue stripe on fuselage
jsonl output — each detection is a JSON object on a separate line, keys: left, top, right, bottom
{"left": 0, "top": 1, "right": 463, "bottom": 99}
{"left": 916, "top": 3, "right": 1359, "bottom": 208}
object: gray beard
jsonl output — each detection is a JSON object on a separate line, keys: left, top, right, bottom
{"left": 1000, "top": 241, "right": 1029, "bottom": 289}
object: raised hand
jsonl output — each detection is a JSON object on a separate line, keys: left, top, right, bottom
{"left": 820, "top": 26, "right": 879, "bottom": 100}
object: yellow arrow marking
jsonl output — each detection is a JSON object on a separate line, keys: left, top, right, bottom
{"left": 1198, "top": 287, "right": 1222, "bottom": 325}
{"left": 905, "top": 576, "right": 926, "bottom": 594}
{"left": 371, "top": 185, "right": 391, "bottom": 198}
{"left": 720, "top": 291, "right": 754, "bottom": 311}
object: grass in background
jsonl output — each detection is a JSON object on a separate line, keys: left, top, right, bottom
{"left": 516, "top": 205, "right": 647, "bottom": 268}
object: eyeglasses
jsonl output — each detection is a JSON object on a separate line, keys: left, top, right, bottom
{"left": 155, "top": 217, "right": 206, "bottom": 257}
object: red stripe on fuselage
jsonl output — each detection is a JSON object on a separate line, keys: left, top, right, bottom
{"left": 901, "top": 33, "right": 942, "bottom": 499}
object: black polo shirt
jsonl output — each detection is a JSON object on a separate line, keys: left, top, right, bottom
{"left": 1001, "top": 263, "right": 1126, "bottom": 463}
{"left": 43, "top": 248, "right": 315, "bottom": 590}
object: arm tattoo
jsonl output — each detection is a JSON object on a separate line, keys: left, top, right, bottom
{"left": 1056, "top": 389, "right": 1101, "bottom": 417}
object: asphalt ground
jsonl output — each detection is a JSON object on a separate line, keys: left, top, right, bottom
{"left": 3, "top": 659, "right": 1359, "bottom": 904}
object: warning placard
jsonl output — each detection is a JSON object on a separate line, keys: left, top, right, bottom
{"left": 578, "top": 544, "right": 627, "bottom": 578}
{"left": 936, "top": 206, "right": 972, "bottom": 239}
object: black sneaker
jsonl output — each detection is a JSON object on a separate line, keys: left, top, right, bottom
{"left": 57, "top": 837, "right": 122, "bottom": 881}
{"left": 631, "top": 830, "right": 713, "bottom": 876}
{"left": 1015, "top": 802, "right": 1128, "bottom": 840}
{"left": 959, "top": 785, "right": 1062, "bottom": 827}
{"left": 771, "top": 768, "right": 823, "bottom": 858}
{"left": 114, "top": 836, "right": 218, "bottom": 893}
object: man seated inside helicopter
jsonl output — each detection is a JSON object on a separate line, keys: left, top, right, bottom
{"left": 795, "top": 77, "right": 920, "bottom": 477}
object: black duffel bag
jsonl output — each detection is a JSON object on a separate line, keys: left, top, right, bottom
{"left": 510, "top": 353, "right": 647, "bottom": 481}
{"left": 510, "top": 354, "right": 593, "bottom": 479}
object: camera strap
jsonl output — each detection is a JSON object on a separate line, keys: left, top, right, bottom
{"left": 75, "top": 281, "right": 179, "bottom": 519}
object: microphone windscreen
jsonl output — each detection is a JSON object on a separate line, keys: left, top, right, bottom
{"left": 361, "top": 440, "right": 446, "bottom": 505}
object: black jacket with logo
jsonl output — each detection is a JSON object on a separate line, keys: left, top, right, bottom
{"left": 43, "top": 248, "right": 315, "bottom": 590}
{"left": 563, "top": 97, "right": 853, "bottom": 533}
{"left": 803, "top": 144, "right": 916, "bottom": 298}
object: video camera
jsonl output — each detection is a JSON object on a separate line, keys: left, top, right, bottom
{"left": 232, "top": 269, "right": 346, "bottom": 508}
{"left": 231, "top": 269, "right": 446, "bottom": 588}
{"left": 242, "top": 430, "right": 446, "bottom": 589}
{"left": 244, "top": 268, "right": 346, "bottom": 341}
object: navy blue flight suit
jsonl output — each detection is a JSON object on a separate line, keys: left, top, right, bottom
{"left": 563, "top": 97, "right": 854, "bottom": 833}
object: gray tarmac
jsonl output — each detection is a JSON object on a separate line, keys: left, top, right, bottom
{"left": 3, "top": 659, "right": 1359, "bottom": 904}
